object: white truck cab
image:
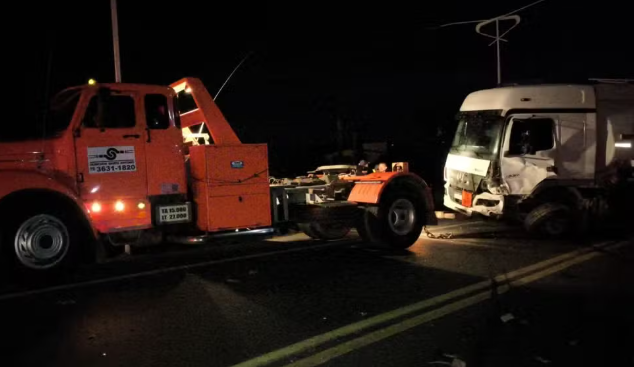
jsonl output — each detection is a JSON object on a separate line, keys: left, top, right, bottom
{"left": 444, "top": 83, "right": 633, "bottom": 235}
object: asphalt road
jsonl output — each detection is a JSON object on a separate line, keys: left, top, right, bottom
{"left": 1, "top": 219, "right": 632, "bottom": 367}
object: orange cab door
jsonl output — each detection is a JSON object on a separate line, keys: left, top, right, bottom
{"left": 141, "top": 94, "right": 187, "bottom": 196}
{"left": 74, "top": 91, "right": 149, "bottom": 204}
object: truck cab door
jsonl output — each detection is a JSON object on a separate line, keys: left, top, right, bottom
{"left": 501, "top": 115, "right": 557, "bottom": 195}
{"left": 141, "top": 93, "right": 187, "bottom": 197}
{"left": 74, "top": 89, "right": 150, "bottom": 230}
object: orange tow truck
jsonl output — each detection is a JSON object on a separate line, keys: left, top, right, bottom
{"left": 0, "top": 78, "right": 436, "bottom": 276}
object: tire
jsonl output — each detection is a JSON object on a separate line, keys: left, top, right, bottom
{"left": 524, "top": 202, "right": 572, "bottom": 237}
{"left": 356, "top": 190, "right": 426, "bottom": 250}
{"left": 298, "top": 222, "right": 350, "bottom": 240}
{"left": 290, "top": 202, "right": 359, "bottom": 224}
{"left": 298, "top": 223, "right": 319, "bottom": 239}
{"left": 1, "top": 207, "right": 83, "bottom": 277}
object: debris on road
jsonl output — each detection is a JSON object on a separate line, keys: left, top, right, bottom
{"left": 534, "top": 355, "right": 552, "bottom": 364}
{"left": 226, "top": 278, "right": 242, "bottom": 284}
{"left": 500, "top": 313, "right": 515, "bottom": 323}
{"left": 429, "top": 356, "right": 466, "bottom": 367}
{"left": 55, "top": 299, "right": 76, "bottom": 306}
{"left": 429, "top": 353, "right": 466, "bottom": 367}
{"left": 424, "top": 226, "right": 453, "bottom": 239}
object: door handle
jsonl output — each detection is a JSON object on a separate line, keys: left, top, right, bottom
{"left": 123, "top": 134, "right": 141, "bottom": 139}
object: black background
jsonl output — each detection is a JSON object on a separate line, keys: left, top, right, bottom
{"left": 8, "top": 1, "right": 632, "bottom": 181}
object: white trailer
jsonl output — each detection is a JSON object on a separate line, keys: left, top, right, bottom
{"left": 444, "top": 82, "right": 634, "bottom": 236}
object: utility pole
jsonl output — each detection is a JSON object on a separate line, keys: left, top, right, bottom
{"left": 110, "top": 0, "right": 122, "bottom": 82}
{"left": 496, "top": 19, "right": 501, "bottom": 84}
{"left": 474, "top": 15, "right": 520, "bottom": 85}
{"left": 437, "top": 0, "right": 546, "bottom": 85}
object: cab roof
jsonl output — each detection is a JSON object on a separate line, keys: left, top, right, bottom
{"left": 55, "top": 83, "right": 175, "bottom": 99}
{"left": 460, "top": 84, "right": 597, "bottom": 113}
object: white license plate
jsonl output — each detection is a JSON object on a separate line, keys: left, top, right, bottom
{"left": 158, "top": 204, "right": 190, "bottom": 223}
{"left": 453, "top": 192, "right": 463, "bottom": 200}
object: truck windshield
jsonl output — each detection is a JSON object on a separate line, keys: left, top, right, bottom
{"left": 451, "top": 112, "right": 504, "bottom": 158}
{"left": 1, "top": 88, "right": 81, "bottom": 142}
{"left": 47, "top": 88, "right": 81, "bottom": 136}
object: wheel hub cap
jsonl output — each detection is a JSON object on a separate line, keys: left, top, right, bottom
{"left": 14, "top": 214, "right": 69, "bottom": 270}
{"left": 545, "top": 218, "right": 567, "bottom": 235}
{"left": 388, "top": 198, "right": 416, "bottom": 236}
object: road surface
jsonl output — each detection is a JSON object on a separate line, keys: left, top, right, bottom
{"left": 1, "top": 219, "right": 633, "bottom": 367}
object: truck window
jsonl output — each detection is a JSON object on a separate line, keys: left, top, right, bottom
{"left": 83, "top": 95, "right": 136, "bottom": 128}
{"left": 509, "top": 118, "right": 554, "bottom": 155}
{"left": 2, "top": 89, "right": 81, "bottom": 141}
{"left": 145, "top": 94, "right": 170, "bottom": 129}
{"left": 48, "top": 89, "right": 81, "bottom": 136}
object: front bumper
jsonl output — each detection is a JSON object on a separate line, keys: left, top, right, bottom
{"left": 443, "top": 183, "right": 505, "bottom": 217}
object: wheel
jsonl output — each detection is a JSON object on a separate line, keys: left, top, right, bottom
{"left": 524, "top": 202, "right": 572, "bottom": 237}
{"left": 1, "top": 207, "right": 83, "bottom": 276}
{"left": 356, "top": 190, "right": 426, "bottom": 249}
{"left": 298, "top": 222, "right": 350, "bottom": 240}
{"left": 298, "top": 222, "right": 319, "bottom": 239}
{"left": 290, "top": 202, "right": 359, "bottom": 223}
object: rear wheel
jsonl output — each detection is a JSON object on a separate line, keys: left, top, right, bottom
{"left": 298, "top": 222, "right": 350, "bottom": 240}
{"left": 292, "top": 202, "right": 356, "bottom": 241}
{"left": 357, "top": 190, "right": 425, "bottom": 249}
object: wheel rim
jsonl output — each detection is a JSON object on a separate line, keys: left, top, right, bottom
{"left": 14, "top": 214, "right": 70, "bottom": 270}
{"left": 544, "top": 216, "right": 568, "bottom": 236}
{"left": 388, "top": 198, "right": 416, "bottom": 236}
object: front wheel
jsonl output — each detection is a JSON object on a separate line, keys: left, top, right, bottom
{"left": 357, "top": 190, "right": 426, "bottom": 249}
{"left": 1, "top": 209, "right": 82, "bottom": 276}
{"left": 524, "top": 202, "right": 572, "bottom": 237}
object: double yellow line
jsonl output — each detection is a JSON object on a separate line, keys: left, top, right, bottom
{"left": 232, "top": 240, "right": 629, "bottom": 367}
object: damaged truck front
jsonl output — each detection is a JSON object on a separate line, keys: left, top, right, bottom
{"left": 444, "top": 83, "right": 634, "bottom": 236}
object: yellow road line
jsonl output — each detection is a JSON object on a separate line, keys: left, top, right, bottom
{"left": 231, "top": 241, "right": 614, "bottom": 367}
{"left": 282, "top": 243, "right": 625, "bottom": 367}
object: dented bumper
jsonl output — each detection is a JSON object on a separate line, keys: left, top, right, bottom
{"left": 443, "top": 183, "right": 504, "bottom": 217}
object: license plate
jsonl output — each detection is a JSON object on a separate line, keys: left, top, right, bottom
{"left": 453, "top": 192, "right": 463, "bottom": 200}
{"left": 158, "top": 204, "right": 190, "bottom": 223}
{"left": 462, "top": 191, "right": 473, "bottom": 208}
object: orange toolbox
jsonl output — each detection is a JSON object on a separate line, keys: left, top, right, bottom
{"left": 189, "top": 144, "right": 271, "bottom": 232}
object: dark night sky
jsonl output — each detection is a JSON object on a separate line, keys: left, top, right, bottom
{"left": 11, "top": 1, "right": 632, "bottom": 177}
